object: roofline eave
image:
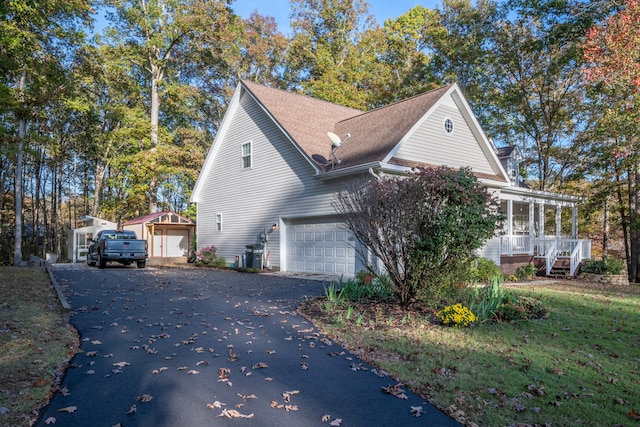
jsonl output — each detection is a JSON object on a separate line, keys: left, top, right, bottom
{"left": 499, "top": 185, "right": 584, "bottom": 203}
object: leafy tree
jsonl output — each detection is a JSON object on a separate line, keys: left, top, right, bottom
{"left": 0, "top": 0, "right": 91, "bottom": 264}
{"left": 104, "top": 0, "right": 233, "bottom": 213}
{"left": 333, "top": 167, "right": 502, "bottom": 306}
{"left": 582, "top": 0, "right": 640, "bottom": 281}
{"left": 286, "top": 0, "right": 377, "bottom": 108}
{"left": 366, "top": 6, "right": 442, "bottom": 106}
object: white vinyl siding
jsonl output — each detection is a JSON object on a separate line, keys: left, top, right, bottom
{"left": 195, "top": 90, "right": 360, "bottom": 270}
{"left": 394, "top": 102, "right": 496, "bottom": 176}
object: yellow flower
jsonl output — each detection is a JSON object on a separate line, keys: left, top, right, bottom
{"left": 436, "top": 303, "right": 477, "bottom": 327}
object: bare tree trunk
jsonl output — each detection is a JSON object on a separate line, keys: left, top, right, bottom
{"left": 91, "top": 162, "right": 107, "bottom": 216}
{"left": 629, "top": 164, "right": 640, "bottom": 283}
{"left": 13, "top": 71, "right": 26, "bottom": 266}
{"left": 602, "top": 195, "right": 609, "bottom": 260}
{"left": 614, "top": 162, "right": 631, "bottom": 278}
{"left": 148, "top": 68, "right": 162, "bottom": 214}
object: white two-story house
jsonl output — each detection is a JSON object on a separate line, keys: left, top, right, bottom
{"left": 191, "top": 81, "right": 590, "bottom": 278}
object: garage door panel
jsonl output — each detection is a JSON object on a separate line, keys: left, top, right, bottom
{"left": 287, "top": 219, "right": 355, "bottom": 277}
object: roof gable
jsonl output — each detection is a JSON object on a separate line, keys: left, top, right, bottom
{"left": 331, "top": 85, "right": 454, "bottom": 169}
{"left": 192, "top": 81, "right": 509, "bottom": 203}
{"left": 241, "top": 81, "right": 362, "bottom": 168}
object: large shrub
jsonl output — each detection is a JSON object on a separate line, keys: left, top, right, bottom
{"left": 195, "top": 245, "right": 226, "bottom": 268}
{"left": 581, "top": 258, "right": 625, "bottom": 275}
{"left": 333, "top": 166, "right": 502, "bottom": 307}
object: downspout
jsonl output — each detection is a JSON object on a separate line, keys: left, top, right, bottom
{"left": 369, "top": 167, "right": 382, "bottom": 181}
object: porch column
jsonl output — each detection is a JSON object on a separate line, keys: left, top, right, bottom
{"left": 556, "top": 205, "right": 562, "bottom": 237}
{"left": 529, "top": 201, "right": 535, "bottom": 254}
{"left": 572, "top": 206, "right": 578, "bottom": 239}
{"left": 507, "top": 199, "right": 513, "bottom": 256}
{"left": 538, "top": 202, "right": 545, "bottom": 239}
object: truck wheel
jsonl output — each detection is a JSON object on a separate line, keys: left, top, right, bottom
{"left": 137, "top": 260, "right": 146, "bottom": 269}
{"left": 87, "top": 255, "right": 96, "bottom": 267}
{"left": 98, "top": 256, "right": 107, "bottom": 269}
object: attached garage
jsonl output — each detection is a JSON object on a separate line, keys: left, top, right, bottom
{"left": 285, "top": 218, "right": 357, "bottom": 277}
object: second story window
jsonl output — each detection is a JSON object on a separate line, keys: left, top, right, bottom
{"left": 242, "top": 142, "right": 252, "bottom": 169}
{"left": 216, "top": 213, "right": 222, "bottom": 231}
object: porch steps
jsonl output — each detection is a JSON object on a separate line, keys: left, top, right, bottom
{"left": 547, "top": 258, "right": 573, "bottom": 279}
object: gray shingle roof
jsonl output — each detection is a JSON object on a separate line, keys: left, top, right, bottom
{"left": 240, "top": 81, "right": 505, "bottom": 183}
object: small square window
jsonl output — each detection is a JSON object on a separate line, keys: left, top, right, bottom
{"left": 215, "top": 213, "right": 222, "bottom": 231}
{"left": 242, "top": 142, "right": 252, "bottom": 168}
{"left": 443, "top": 118, "right": 454, "bottom": 134}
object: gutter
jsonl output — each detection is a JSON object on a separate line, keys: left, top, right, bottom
{"left": 315, "top": 162, "right": 382, "bottom": 180}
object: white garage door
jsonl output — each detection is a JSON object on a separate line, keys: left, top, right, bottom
{"left": 287, "top": 219, "right": 356, "bottom": 276}
{"left": 166, "top": 229, "right": 189, "bottom": 257}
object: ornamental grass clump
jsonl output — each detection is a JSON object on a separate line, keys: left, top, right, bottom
{"left": 436, "top": 303, "right": 478, "bottom": 327}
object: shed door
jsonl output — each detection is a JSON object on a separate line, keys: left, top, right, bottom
{"left": 166, "top": 229, "right": 189, "bottom": 257}
{"left": 286, "top": 219, "right": 356, "bottom": 277}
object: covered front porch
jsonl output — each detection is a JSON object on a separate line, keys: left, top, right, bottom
{"left": 489, "top": 188, "right": 591, "bottom": 277}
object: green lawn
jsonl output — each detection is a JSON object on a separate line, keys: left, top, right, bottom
{"left": 0, "top": 267, "right": 78, "bottom": 427}
{"left": 300, "top": 281, "right": 640, "bottom": 426}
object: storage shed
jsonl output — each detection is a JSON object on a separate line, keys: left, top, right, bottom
{"left": 122, "top": 211, "right": 195, "bottom": 260}
{"left": 69, "top": 215, "right": 118, "bottom": 263}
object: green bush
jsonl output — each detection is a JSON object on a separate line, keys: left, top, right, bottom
{"left": 470, "top": 258, "right": 502, "bottom": 283}
{"left": 466, "top": 276, "right": 548, "bottom": 322}
{"left": 581, "top": 258, "right": 625, "bottom": 275}
{"left": 515, "top": 263, "right": 537, "bottom": 281}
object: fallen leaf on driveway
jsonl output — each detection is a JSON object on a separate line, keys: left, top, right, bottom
{"left": 381, "top": 383, "right": 408, "bottom": 399}
{"left": 126, "top": 404, "right": 136, "bottom": 415}
{"left": 410, "top": 406, "right": 424, "bottom": 417}
{"left": 206, "top": 401, "right": 226, "bottom": 409}
{"left": 218, "top": 409, "right": 254, "bottom": 419}
{"left": 329, "top": 418, "right": 342, "bottom": 426}
{"left": 237, "top": 393, "right": 257, "bottom": 401}
{"left": 113, "top": 361, "right": 130, "bottom": 368}
{"left": 58, "top": 406, "right": 77, "bottom": 413}
{"left": 321, "top": 414, "right": 331, "bottom": 422}
{"left": 137, "top": 394, "right": 153, "bottom": 403}
{"left": 252, "top": 362, "right": 268, "bottom": 369}
{"left": 44, "top": 417, "right": 56, "bottom": 424}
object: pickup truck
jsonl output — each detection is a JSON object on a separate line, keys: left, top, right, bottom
{"left": 87, "top": 229, "right": 148, "bottom": 269}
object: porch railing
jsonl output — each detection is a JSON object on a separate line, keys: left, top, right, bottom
{"left": 499, "top": 236, "right": 591, "bottom": 277}
{"left": 499, "top": 235, "right": 532, "bottom": 255}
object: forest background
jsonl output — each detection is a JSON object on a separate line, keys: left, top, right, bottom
{"left": 2, "top": 0, "right": 639, "bottom": 280}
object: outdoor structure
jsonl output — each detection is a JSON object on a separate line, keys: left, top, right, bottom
{"left": 122, "top": 211, "right": 195, "bottom": 260}
{"left": 191, "top": 81, "right": 590, "bottom": 278}
{"left": 69, "top": 215, "right": 118, "bottom": 263}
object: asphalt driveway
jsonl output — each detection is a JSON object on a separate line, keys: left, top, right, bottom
{"left": 36, "top": 265, "right": 460, "bottom": 426}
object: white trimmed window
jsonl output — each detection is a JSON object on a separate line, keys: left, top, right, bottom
{"left": 443, "top": 117, "right": 454, "bottom": 134}
{"left": 242, "top": 142, "right": 252, "bottom": 168}
{"left": 215, "top": 213, "right": 222, "bottom": 231}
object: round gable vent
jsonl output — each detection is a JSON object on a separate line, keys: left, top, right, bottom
{"left": 443, "top": 118, "right": 454, "bottom": 134}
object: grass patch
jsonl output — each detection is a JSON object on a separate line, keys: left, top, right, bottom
{"left": 299, "top": 280, "right": 640, "bottom": 426}
{"left": 0, "top": 267, "right": 78, "bottom": 427}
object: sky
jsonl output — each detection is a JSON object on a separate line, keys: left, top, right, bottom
{"left": 230, "top": 0, "right": 440, "bottom": 34}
